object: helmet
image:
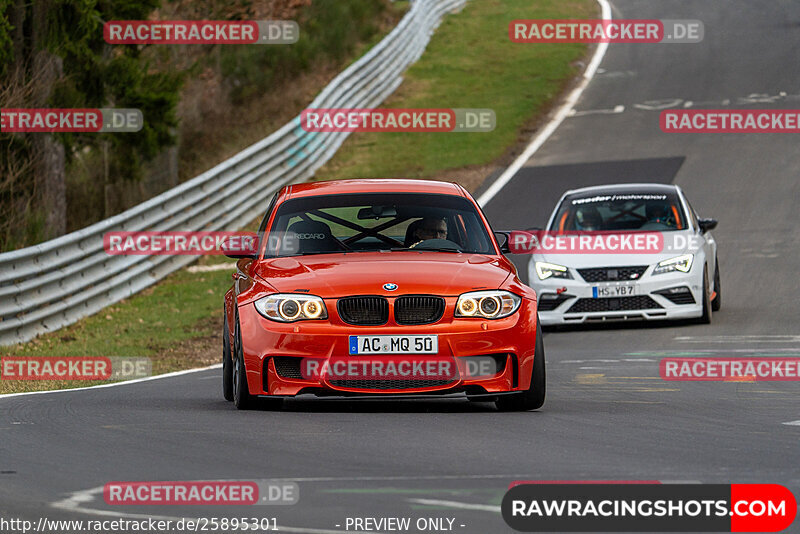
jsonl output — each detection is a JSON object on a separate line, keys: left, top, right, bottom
{"left": 575, "top": 206, "right": 602, "bottom": 231}
{"left": 646, "top": 202, "right": 670, "bottom": 223}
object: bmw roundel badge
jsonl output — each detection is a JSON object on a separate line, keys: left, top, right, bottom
{"left": 383, "top": 283, "right": 398, "bottom": 291}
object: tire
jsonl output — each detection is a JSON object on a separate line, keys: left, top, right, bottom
{"left": 496, "top": 321, "right": 546, "bottom": 411}
{"left": 222, "top": 314, "right": 234, "bottom": 401}
{"left": 233, "top": 317, "right": 255, "bottom": 410}
{"left": 711, "top": 258, "right": 721, "bottom": 311}
{"left": 698, "top": 265, "right": 712, "bottom": 324}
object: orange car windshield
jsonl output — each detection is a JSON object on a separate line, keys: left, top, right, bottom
{"left": 264, "top": 192, "right": 495, "bottom": 257}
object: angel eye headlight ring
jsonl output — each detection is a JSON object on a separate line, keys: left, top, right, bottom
{"left": 455, "top": 291, "right": 521, "bottom": 319}
{"left": 254, "top": 294, "right": 328, "bottom": 322}
{"left": 458, "top": 297, "right": 478, "bottom": 316}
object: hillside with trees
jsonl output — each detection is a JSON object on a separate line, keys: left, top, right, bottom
{"left": 0, "top": 0, "right": 401, "bottom": 251}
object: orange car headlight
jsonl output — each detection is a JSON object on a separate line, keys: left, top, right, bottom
{"left": 455, "top": 290, "right": 520, "bottom": 319}
{"left": 254, "top": 294, "right": 328, "bottom": 322}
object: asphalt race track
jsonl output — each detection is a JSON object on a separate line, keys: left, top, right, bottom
{"left": 2, "top": 2, "right": 799, "bottom": 533}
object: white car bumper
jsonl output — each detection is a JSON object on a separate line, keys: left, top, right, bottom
{"left": 530, "top": 264, "right": 705, "bottom": 325}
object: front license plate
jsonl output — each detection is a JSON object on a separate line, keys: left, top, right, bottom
{"left": 349, "top": 335, "right": 438, "bottom": 355}
{"left": 593, "top": 284, "right": 637, "bottom": 298}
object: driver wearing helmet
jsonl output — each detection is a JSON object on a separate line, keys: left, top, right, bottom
{"left": 575, "top": 206, "right": 603, "bottom": 231}
{"left": 646, "top": 202, "right": 673, "bottom": 227}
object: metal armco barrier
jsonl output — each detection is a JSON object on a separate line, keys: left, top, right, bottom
{"left": 0, "top": 0, "right": 468, "bottom": 346}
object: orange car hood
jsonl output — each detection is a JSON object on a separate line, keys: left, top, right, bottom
{"left": 252, "top": 252, "right": 511, "bottom": 298}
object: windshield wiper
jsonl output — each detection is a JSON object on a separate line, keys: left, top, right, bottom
{"left": 294, "top": 250, "right": 348, "bottom": 256}
{"left": 390, "top": 247, "right": 463, "bottom": 253}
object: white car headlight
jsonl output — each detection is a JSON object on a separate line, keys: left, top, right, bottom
{"left": 534, "top": 261, "right": 572, "bottom": 280}
{"left": 254, "top": 294, "right": 328, "bottom": 322}
{"left": 456, "top": 290, "right": 521, "bottom": 319}
{"left": 653, "top": 254, "right": 694, "bottom": 275}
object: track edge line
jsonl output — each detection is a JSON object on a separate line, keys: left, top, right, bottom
{"left": 0, "top": 363, "right": 222, "bottom": 400}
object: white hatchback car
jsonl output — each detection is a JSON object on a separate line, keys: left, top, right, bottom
{"left": 526, "top": 184, "right": 720, "bottom": 325}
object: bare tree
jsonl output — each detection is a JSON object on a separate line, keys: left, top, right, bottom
{"left": 29, "top": 0, "right": 66, "bottom": 239}
{"left": 0, "top": 64, "right": 43, "bottom": 250}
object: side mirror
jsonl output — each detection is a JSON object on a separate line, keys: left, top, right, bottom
{"left": 221, "top": 233, "right": 259, "bottom": 259}
{"left": 224, "top": 251, "right": 257, "bottom": 260}
{"left": 697, "top": 218, "right": 718, "bottom": 233}
{"left": 494, "top": 231, "right": 511, "bottom": 254}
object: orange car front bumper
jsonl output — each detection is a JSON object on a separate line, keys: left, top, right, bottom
{"left": 237, "top": 296, "right": 538, "bottom": 397}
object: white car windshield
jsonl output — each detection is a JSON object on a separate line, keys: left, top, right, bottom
{"left": 551, "top": 192, "right": 687, "bottom": 232}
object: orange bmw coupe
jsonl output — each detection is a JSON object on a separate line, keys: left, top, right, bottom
{"left": 222, "top": 179, "right": 544, "bottom": 410}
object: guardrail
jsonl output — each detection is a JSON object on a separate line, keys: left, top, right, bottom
{"left": 0, "top": 0, "right": 467, "bottom": 346}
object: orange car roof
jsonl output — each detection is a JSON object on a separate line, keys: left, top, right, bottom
{"left": 284, "top": 179, "right": 465, "bottom": 199}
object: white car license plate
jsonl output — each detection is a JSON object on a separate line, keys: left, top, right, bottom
{"left": 593, "top": 284, "right": 637, "bottom": 298}
{"left": 349, "top": 335, "right": 438, "bottom": 355}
